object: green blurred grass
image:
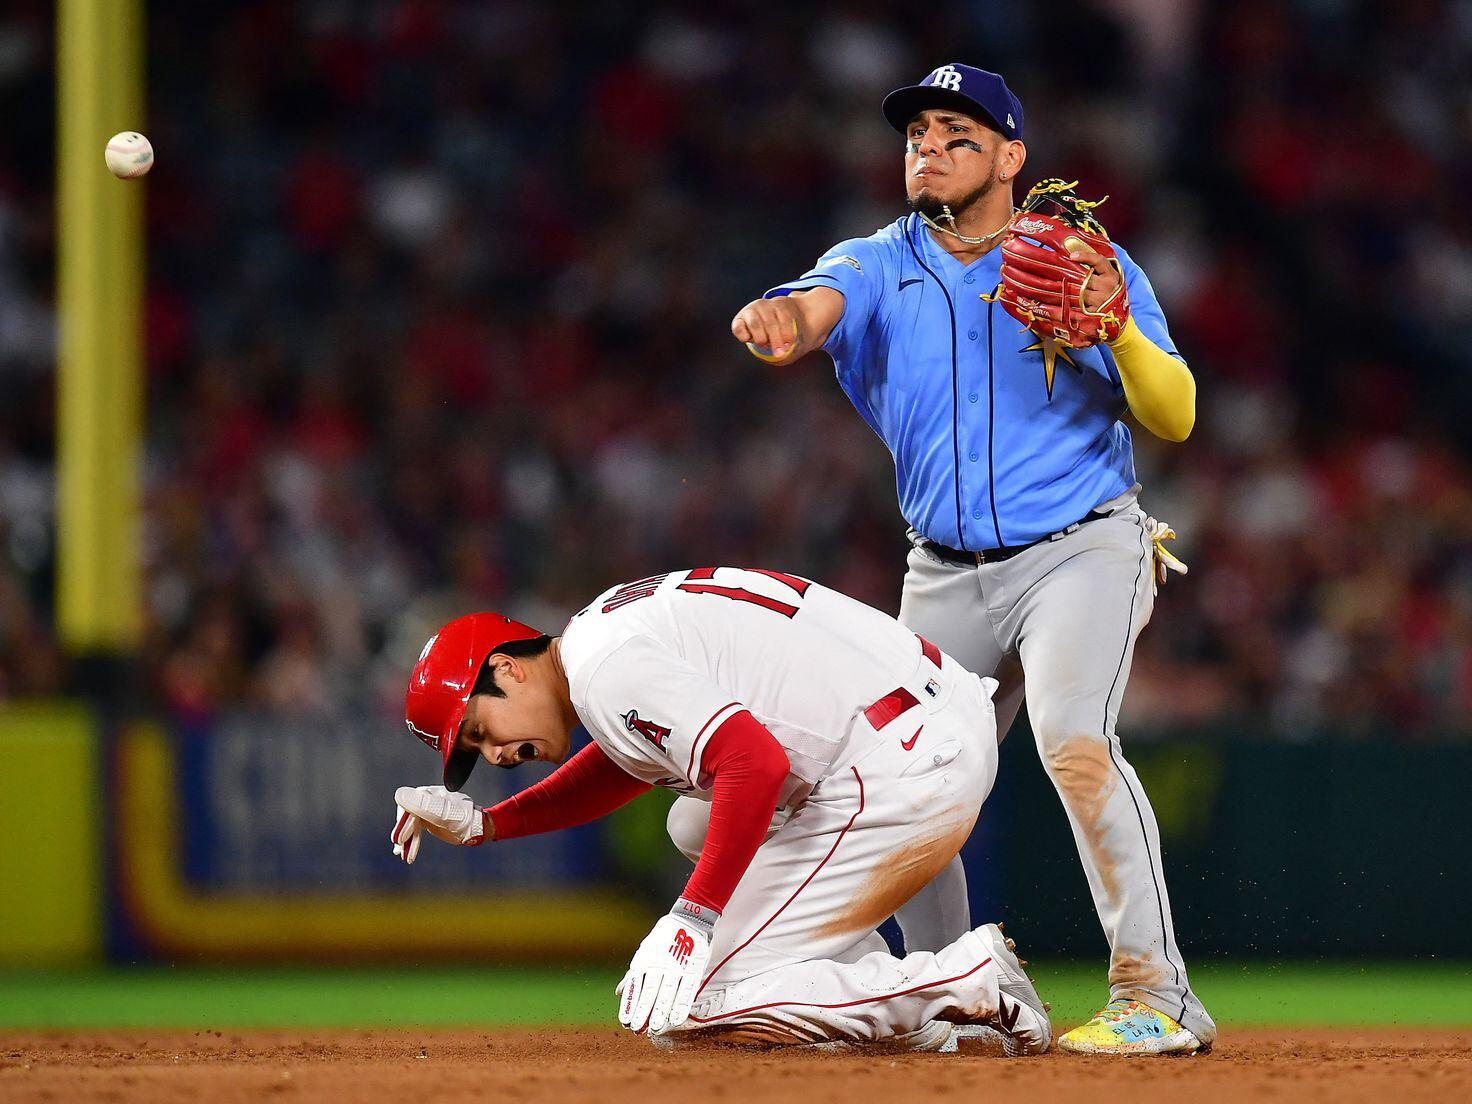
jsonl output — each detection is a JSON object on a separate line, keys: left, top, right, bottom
{"left": 2, "top": 961, "right": 1470, "bottom": 1029}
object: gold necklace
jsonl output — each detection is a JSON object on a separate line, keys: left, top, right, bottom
{"left": 919, "top": 205, "right": 1015, "bottom": 246}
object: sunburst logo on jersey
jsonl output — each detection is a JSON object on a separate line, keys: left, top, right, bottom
{"left": 1023, "top": 333, "right": 1081, "bottom": 400}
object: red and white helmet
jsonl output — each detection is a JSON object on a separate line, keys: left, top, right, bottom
{"left": 405, "top": 612, "right": 543, "bottom": 790}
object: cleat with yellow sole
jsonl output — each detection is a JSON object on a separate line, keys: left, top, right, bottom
{"left": 1057, "top": 999, "right": 1207, "bottom": 1056}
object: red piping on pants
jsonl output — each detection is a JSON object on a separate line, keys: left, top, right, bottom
{"left": 694, "top": 766, "right": 865, "bottom": 999}
{"left": 687, "top": 954, "right": 996, "bottom": 1025}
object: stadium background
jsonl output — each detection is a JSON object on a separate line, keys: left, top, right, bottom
{"left": 2, "top": 0, "right": 1471, "bottom": 1034}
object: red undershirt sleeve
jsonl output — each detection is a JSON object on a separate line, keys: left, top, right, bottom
{"left": 486, "top": 739, "right": 650, "bottom": 841}
{"left": 678, "top": 709, "right": 790, "bottom": 914}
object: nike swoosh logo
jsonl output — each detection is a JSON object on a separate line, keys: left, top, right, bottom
{"left": 900, "top": 725, "right": 923, "bottom": 751}
{"left": 998, "top": 995, "right": 1020, "bottom": 1031}
{"left": 898, "top": 278, "right": 923, "bottom": 291}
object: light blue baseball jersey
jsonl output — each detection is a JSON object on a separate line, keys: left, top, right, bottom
{"left": 766, "top": 213, "right": 1179, "bottom": 549}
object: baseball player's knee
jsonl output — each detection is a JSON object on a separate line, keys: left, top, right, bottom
{"left": 1028, "top": 694, "right": 1106, "bottom": 756}
{"left": 666, "top": 796, "right": 711, "bottom": 863}
{"left": 1037, "top": 729, "right": 1116, "bottom": 813}
{"left": 669, "top": 798, "right": 787, "bottom": 865}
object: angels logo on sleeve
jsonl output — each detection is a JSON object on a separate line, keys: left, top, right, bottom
{"left": 623, "top": 708, "right": 672, "bottom": 752}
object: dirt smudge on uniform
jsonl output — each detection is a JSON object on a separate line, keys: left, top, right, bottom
{"left": 1108, "top": 949, "right": 1165, "bottom": 992}
{"left": 1047, "top": 736, "right": 1120, "bottom": 902}
{"left": 683, "top": 1024, "right": 821, "bottom": 1047}
{"left": 819, "top": 814, "right": 976, "bottom": 939}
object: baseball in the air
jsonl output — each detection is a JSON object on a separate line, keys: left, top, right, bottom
{"left": 105, "top": 131, "right": 154, "bottom": 178}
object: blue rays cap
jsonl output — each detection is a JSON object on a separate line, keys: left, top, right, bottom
{"left": 882, "top": 63, "right": 1024, "bottom": 141}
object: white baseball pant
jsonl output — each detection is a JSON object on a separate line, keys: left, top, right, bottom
{"left": 662, "top": 659, "right": 1005, "bottom": 1044}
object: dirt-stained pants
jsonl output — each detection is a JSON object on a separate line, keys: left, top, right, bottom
{"left": 661, "top": 663, "right": 1002, "bottom": 1044}
{"left": 898, "top": 499, "right": 1216, "bottom": 1045}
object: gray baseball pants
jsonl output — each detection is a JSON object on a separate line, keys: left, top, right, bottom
{"left": 897, "top": 496, "right": 1216, "bottom": 1044}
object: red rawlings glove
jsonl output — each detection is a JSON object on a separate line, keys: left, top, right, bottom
{"left": 990, "top": 179, "right": 1130, "bottom": 348}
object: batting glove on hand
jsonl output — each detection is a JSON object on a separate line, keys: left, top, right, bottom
{"left": 1144, "top": 515, "right": 1188, "bottom": 595}
{"left": 616, "top": 900, "right": 716, "bottom": 1035}
{"left": 390, "top": 785, "right": 487, "bottom": 864}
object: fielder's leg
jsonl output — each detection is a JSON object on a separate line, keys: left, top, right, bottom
{"left": 899, "top": 543, "right": 1027, "bottom": 738}
{"left": 1001, "top": 507, "right": 1216, "bottom": 1048}
{"left": 892, "top": 544, "right": 1022, "bottom": 952}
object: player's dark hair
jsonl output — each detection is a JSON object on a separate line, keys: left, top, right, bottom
{"left": 470, "top": 635, "right": 554, "bottom": 698}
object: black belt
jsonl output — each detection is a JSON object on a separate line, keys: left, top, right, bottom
{"left": 917, "top": 511, "right": 1107, "bottom": 566}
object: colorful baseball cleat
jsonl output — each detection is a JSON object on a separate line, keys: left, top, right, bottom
{"left": 1057, "top": 999, "right": 1207, "bottom": 1056}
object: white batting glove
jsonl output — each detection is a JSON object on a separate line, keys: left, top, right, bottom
{"left": 616, "top": 900, "right": 716, "bottom": 1035}
{"left": 390, "top": 785, "right": 487, "bottom": 864}
{"left": 1143, "top": 515, "right": 1188, "bottom": 595}
{"left": 391, "top": 805, "right": 423, "bottom": 864}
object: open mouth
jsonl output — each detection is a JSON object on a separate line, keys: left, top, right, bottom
{"left": 495, "top": 742, "right": 538, "bottom": 770}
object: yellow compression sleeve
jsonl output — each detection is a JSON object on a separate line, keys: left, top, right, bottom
{"left": 1106, "top": 317, "right": 1196, "bottom": 442}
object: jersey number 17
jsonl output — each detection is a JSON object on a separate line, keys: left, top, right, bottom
{"left": 677, "top": 567, "right": 812, "bottom": 619}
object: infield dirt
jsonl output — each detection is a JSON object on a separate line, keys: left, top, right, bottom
{"left": 2, "top": 1027, "right": 1468, "bottom": 1103}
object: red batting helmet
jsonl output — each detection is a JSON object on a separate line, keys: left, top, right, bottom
{"left": 405, "top": 612, "right": 543, "bottom": 790}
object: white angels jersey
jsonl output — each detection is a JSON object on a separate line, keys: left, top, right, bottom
{"left": 558, "top": 567, "right": 930, "bottom": 806}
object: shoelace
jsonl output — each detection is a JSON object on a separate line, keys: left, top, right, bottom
{"left": 1087, "top": 999, "right": 1150, "bottom": 1025}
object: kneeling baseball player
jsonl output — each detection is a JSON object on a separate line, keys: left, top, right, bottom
{"left": 391, "top": 565, "right": 1050, "bottom": 1052}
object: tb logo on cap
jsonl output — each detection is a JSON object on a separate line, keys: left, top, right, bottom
{"left": 927, "top": 64, "right": 963, "bottom": 91}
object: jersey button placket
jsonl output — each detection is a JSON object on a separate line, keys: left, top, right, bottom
{"left": 957, "top": 275, "right": 986, "bottom": 545}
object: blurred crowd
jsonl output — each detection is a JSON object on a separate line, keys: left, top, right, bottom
{"left": 1, "top": 0, "right": 1471, "bottom": 739}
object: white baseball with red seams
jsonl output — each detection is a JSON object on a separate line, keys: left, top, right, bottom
{"left": 559, "top": 566, "right": 1038, "bottom": 1046}
{"left": 105, "top": 131, "right": 154, "bottom": 178}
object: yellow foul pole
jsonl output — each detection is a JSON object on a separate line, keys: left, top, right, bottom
{"left": 56, "top": 0, "right": 145, "bottom": 653}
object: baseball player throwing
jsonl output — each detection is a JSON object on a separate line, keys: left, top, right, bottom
{"left": 391, "top": 566, "right": 1050, "bottom": 1053}
{"left": 730, "top": 63, "right": 1215, "bottom": 1055}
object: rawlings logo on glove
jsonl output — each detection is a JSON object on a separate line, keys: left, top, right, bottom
{"left": 986, "top": 179, "right": 1131, "bottom": 348}
{"left": 1010, "top": 215, "right": 1057, "bottom": 237}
